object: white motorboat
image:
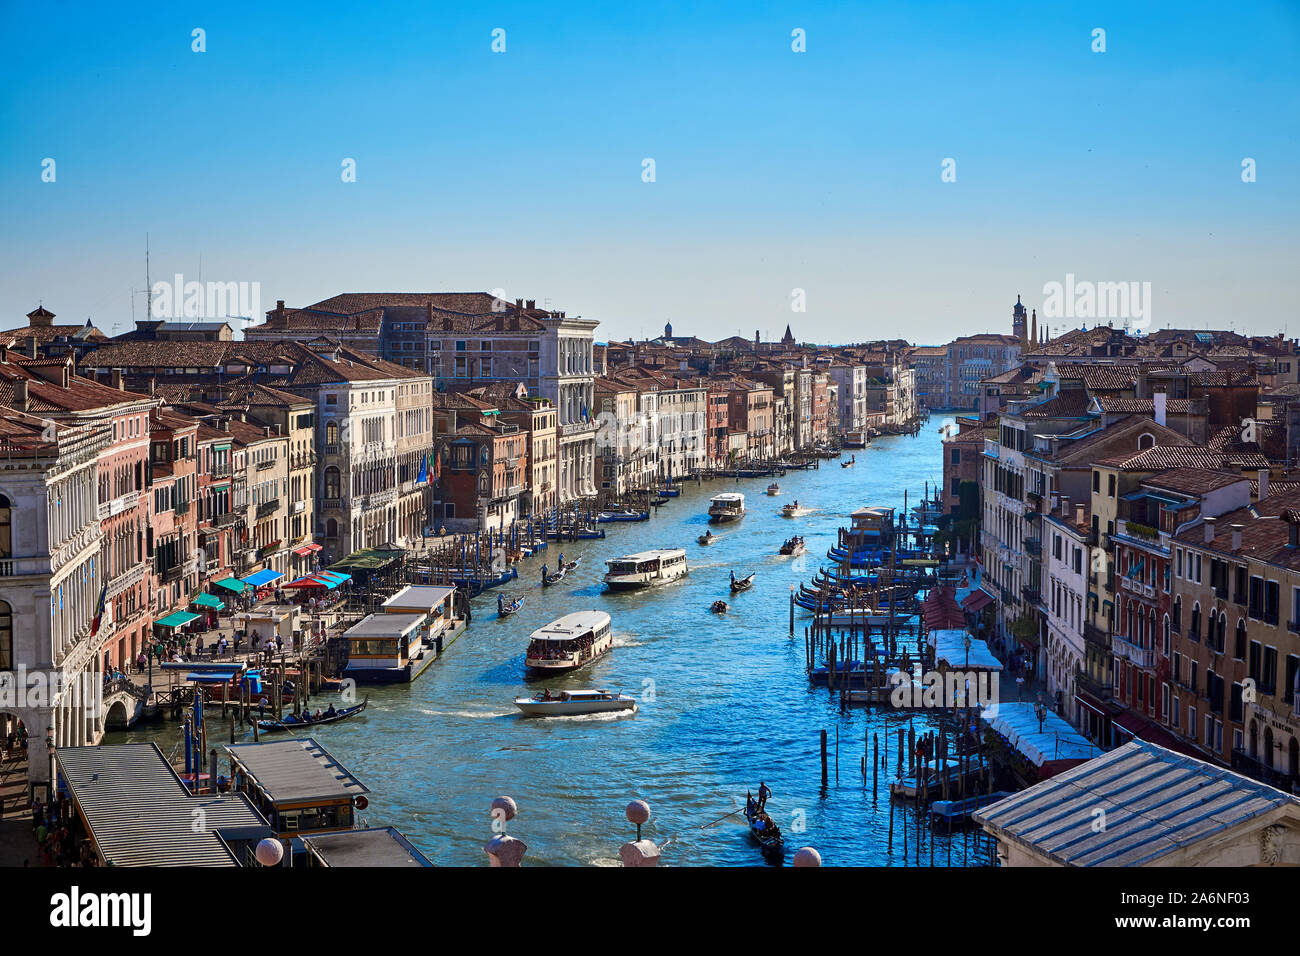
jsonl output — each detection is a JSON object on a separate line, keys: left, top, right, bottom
{"left": 525, "top": 610, "right": 613, "bottom": 673}
{"left": 708, "top": 492, "right": 746, "bottom": 523}
{"left": 782, "top": 501, "right": 802, "bottom": 518}
{"left": 514, "top": 689, "right": 637, "bottom": 716}
{"left": 766, "top": 483, "right": 781, "bottom": 496}
{"left": 603, "top": 549, "right": 689, "bottom": 590}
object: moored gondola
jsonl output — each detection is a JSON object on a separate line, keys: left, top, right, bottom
{"left": 255, "top": 697, "right": 368, "bottom": 733}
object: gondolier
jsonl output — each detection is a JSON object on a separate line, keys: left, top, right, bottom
{"left": 758, "top": 781, "right": 772, "bottom": 811}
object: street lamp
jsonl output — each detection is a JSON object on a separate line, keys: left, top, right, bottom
{"left": 1034, "top": 696, "right": 1046, "bottom": 734}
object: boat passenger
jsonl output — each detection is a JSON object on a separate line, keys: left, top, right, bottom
{"left": 325, "top": 704, "right": 336, "bottom": 717}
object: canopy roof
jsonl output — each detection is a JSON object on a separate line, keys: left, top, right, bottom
{"left": 156, "top": 611, "right": 201, "bottom": 629}
{"left": 214, "top": 577, "right": 247, "bottom": 593}
{"left": 192, "top": 593, "right": 225, "bottom": 610}
{"left": 242, "top": 569, "right": 283, "bottom": 587}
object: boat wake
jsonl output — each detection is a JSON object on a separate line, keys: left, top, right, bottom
{"left": 419, "top": 708, "right": 514, "bottom": 719}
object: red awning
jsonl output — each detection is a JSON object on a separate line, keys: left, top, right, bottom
{"left": 1111, "top": 710, "right": 1205, "bottom": 758}
{"left": 921, "top": 586, "right": 967, "bottom": 629}
{"left": 961, "top": 589, "right": 994, "bottom": 613}
{"left": 292, "top": 543, "right": 323, "bottom": 557}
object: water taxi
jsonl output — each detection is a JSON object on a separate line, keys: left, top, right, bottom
{"left": 697, "top": 530, "right": 717, "bottom": 545}
{"left": 766, "top": 482, "right": 781, "bottom": 496}
{"left": 603, "top": 549, "right": 689, "bottom": 590}
{"left": 514, "top": 689, "right": 637, "bottom": 716}
{"left": 779, "top": 535, "right": 806, "bottom": 556}
{"left": 708, "top": 492, "right": 746, "bottom": 523}
{"left": 781, "top": 501, "right": 802, "bottom": 518}
{"left": 525, "top": 611, "right": 613, "bottom": 673}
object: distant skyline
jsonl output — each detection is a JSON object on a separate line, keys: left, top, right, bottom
{"left": 2, "top": 1, "right": 1297, "bottom": 345}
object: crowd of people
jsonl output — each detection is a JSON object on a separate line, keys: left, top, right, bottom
{"left": 30, "top": 797, "right": 96, "bottom": 867}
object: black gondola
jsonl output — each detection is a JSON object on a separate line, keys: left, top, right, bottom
{"left": 255, "top": 697, "right": 368, "bottom": 733}
{"left": 730, "top": 571, "right": 756, "bottom": 592}
{"left": 497, "top": 594, "right": 525, "bottom": 617}
{"left": 744, "top": 802, "right": 783, "bottom": 856}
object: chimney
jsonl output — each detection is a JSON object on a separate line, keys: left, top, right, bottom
{"left": 14, "top": 379, "right": 28, "bottom": 412}
{"left": 1231, "top": 523, "right": 1243, "bottom": 551}
{"left": 1258, "top": 467, "right": 1270, "bottom": 501}
{"left": 1289, "top": 512, "right": 1300, "bottom": 548}
{"left": 111, "top": 369, "right": 123, "bottom": 390}
{"left": 264, "top": 426, "right": 272, "bottom": 438}
{"left": 1136, "top": 368, "right": 1148, "bottom": 399}
{"left": 1153, "top": 390, "right": 1166, "bottom": 427}
{"left": 148, "top": 377, "right": 157, "bottom": 395}
{"left": 220, "top": 418, "right": 230, "bottom": 432}
{"left": 276, "top": 300, "right": 285, "bottom": 311}
{"left": 0, "top": 347, "right": 6, "bottom": 364}
{"left": 1075, "top": 503, "right": 1086, "bottom": 527}
{"left": 526, "top": 299, "right": 535, "bottom": 310}
{"left": 25, "top": 337, "right": 36, "bottom": 358}
{"left": 1204, "top": 516, "right": 1216, "bottom": 543}
{"left": 515, "top": 298, "right": 524, "bottom": 312}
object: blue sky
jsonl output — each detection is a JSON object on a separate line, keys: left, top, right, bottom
{"left": 1, "top": 0, "right": 1297, "bottom": 343}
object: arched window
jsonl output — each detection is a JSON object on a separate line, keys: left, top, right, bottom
{"left": 0, "top": 494, "right": 10, "bottom": 558}
{"left": 1138, "top": 432, "right": 1155, "bottom": 450}
{"left": 1173, "top": 596, "right": 1182, "bottom": 632}
{"left": 0, "top": 600, "right": 11, "bottom": 670}
{"left": 326, "top": 421, "right": 339, "bottom": 447}
{"left": 325, "top": 518, "right": 338, "bottom": 539}
{"left": 1191, "top": 603, "right": 1201, "bottom": 639}
{"left": 324, "top": 467, "right": 341, "bottom": 500}
{"left": 1235, "top": 619, "right": 1247, "bottom": 659}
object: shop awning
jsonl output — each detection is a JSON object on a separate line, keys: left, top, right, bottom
{"left": 215, "top": 577, "right": 247, "bottom": 594}
{"left": 156, "top": 611, "right": 201, "bottom": 629}
{"left": 961, "top": 589, "right": 995, "bottom": 613}
{"left": 315, "top": 570, "right": 350, "bottom": 585}
{"left": 284, "top": 576, "right": 327, "bottom": 589}
{"left": 192, "top": 594, "right": 225, "bottom": 610}
{"left": 242, "top": 569, "right": 283, "bottom": 588}
{"left": 292, "top": 543, "right": 324, "bottom": 557}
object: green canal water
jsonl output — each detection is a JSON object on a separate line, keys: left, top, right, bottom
{"left": 110, "top": 418, "right": 991, "bottom": 866}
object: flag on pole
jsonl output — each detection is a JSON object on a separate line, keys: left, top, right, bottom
{"left": 90, "top": 582, "right": 108, "bottom": 637}
{"left": 417, "top": 453, "right": 428, "bottom": 484}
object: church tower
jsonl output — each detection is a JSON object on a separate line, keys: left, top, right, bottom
{"left": 782, "top": 324, "right": 795, "bottom": 348}
{"left": 1012, "top": 294, "right": 1028, "bottom": 343}
{"left": 664, "top": 321, "right": 673, "bottom": 340}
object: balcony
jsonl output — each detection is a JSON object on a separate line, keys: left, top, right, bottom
{"left": 210, "top": 465, "right": 232, "bottom": 479}
{"left": 213, "top": 511, "right": 237, "bottom": 527}
{"left": 1112, "top": 634, "right": 1154, "bottom": 669}
{"left": 1075, "top": 669, "right": 1113, "bottom": 701}
{"left": 1020, "top": 585, "right": 1041, "bottom": 605}
{"left": 256, "top": 499, "right": 280, "bottom": 519}
{"left": 160, "top": 564, "right": 183, "bottom": 583}
{"left": 96, "top": 489, "right": 141, "bottom": 521}
{"left": 1231, "top": 749, "right": 1299, "bottom": 792}
{"left": 256, "top": 460, "right": 276, "bottom": 472}
{"left": 1024, "top": 537, "right": 1041, "bottom": 557}
{"left": 1084, "top": 622, "right": 1111, "bottom": 650}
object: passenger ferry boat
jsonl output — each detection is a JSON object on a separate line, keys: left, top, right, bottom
{"left": 525, "top": 611, "right": 613, "bottom": 673}
{"left": 603, "top": 549, "right": 689, "bottom": 590}
{"left": 708, "top": 492, "right": 746, "bottom": 523}
{"left": 843, "top": 427, "right": 872, "bottom": 448}
{"left": 514, "top": 689, "right": 637, "bottom": 716}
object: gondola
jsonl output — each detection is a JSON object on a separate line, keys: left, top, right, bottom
{"left": 255, "top": 697, "right": 368, "bottom": 733}
{"left": 541, "top": 565, "right": 567, "bottom": 587}
{"left": 710, "top": 600, "right": 729, "bottom": 614}
{"left": 562, "top": 556, "right": 581, "bottom": 573}
{"left": 729, "top": 571, "right": 755, "bottom": 593}
{"left": 840, "top": 455, "right": 855, "bottom": 468}
{"left": 744, "top": 802, "right": 783, "bottom": 856}
{"left": 497, "top": 593, "right": 525, "bottom": 618}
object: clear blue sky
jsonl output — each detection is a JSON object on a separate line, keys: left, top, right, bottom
{"left": 2, "top": 0, "right": 1297, "bottom": 343}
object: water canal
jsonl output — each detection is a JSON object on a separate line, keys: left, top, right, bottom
{"left": 111, "top": 421, "right": 990, "bottom": 866}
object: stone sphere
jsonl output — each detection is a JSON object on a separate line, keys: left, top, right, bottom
{"left": 254, "top": 838, "right": 284, "bottom": 866}
{"left": 792, "top": 846, "right": 822, "bottom": 867}
{"left": 491, "top": 795, "right": 518, "bottom": 822}
{"left": 625, "top": 799, "right": 651, "bottom": 825}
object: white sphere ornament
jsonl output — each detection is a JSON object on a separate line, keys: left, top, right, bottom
{"left": 255, "top": 838, "right": 284, "bottom": 866}
{"left": 625, "top": 799, "right": 651, "bottom": 825}
{"left": 491, "top": 795, "right": 518, "bottom": 822}
{"left": 793, "top": 846, "right": 822, "bottom": 867}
